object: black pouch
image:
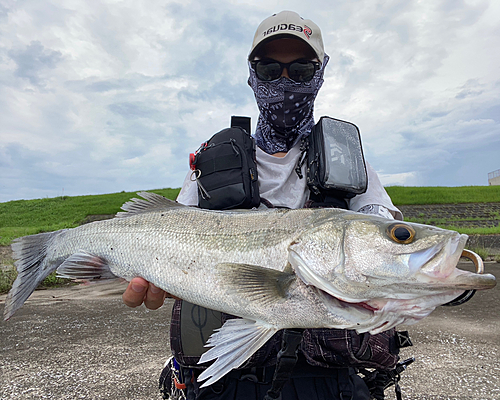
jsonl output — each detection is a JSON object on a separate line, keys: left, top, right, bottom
{"left": 307, "top": 116, "right": 368, "bottom": 204}
{"left": 192, "top": 117, "right": 260, "bottom": 210}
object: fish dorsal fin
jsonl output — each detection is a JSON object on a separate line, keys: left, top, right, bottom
{"left": 116, "top": 191, "right": 184, "bottom": 218}
{"left": 197, "top": 319, "right": 278, "bottom": 387}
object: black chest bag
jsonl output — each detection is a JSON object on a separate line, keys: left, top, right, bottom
{"left": 190, "top": 116, "right": 260, "bottom": 210}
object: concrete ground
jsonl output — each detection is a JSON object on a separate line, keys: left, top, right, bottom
{"left": 0, "top": 262, "right": 499, "bottom": 400}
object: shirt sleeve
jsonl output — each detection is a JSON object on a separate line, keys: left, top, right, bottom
{"left": 348, "top": 162, "right": 403, "bottom": 221}
{"left": 357, "top": 204, "right": 395, "bottom": 219}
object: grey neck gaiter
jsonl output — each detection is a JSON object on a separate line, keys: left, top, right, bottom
{"left": 248, "top": 54, "right": 329, "bottom": 154}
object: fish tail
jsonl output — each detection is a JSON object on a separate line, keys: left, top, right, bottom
{"left": 4, "top": 230, "right": 66, "bottom": 320}
{"left": 4, "top": 230, "right": 118, "bottom": 321}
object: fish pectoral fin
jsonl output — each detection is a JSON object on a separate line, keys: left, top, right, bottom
{"left": 197, "top": 319, "right": 278, "bottom": 387}
{"left": 56, "top": 250, "right": 117, "bottom": 280}
{"left": 215, "top": 263, "right": 296, "bottom": 306}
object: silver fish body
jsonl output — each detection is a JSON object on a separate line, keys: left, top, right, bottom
{"left": 4, "top": 192, "right": 496, "bottom": 386}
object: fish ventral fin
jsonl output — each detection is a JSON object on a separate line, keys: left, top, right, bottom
{"left": 56, "top": 250, "right": 117, "bottom": 281}
{"left": 116, "top": 191, "right": 184, "bottom": 218}
{"left": 197, "top": 319, "right": 278, "bottom": 387}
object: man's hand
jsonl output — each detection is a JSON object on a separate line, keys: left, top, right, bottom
{"left": 122, "top": 277, "right": 176, "bottom": 310}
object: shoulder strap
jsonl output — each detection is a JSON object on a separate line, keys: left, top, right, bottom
{"left": 264, "top": 328, "right": 304, "bottom": 400}
{"left": 231, "top": 115, "right": 251, "bottom": 134}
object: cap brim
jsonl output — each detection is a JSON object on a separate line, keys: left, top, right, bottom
{"left": 249, "top": 33, "right": 321, "bottom": 61}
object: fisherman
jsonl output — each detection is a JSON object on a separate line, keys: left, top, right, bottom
{"left": 123, "top": 11, "right": 404, "bottom": 400}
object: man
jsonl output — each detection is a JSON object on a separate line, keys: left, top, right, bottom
{"left": 124, "top": 11, "right": 403, "bottom": 400}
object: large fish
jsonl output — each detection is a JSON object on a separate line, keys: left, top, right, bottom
{"left": 3, "top": 192, "right": 496, "bottom": 386}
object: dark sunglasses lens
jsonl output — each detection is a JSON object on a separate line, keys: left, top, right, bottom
{"left": 288, "top": 62, "right": 316, "bottom": 82}
{"left": 254, "top": 61, "right": 318, "bottom": 82}
{"left": 255, "top": 62, "right": 282, "bottom": 81}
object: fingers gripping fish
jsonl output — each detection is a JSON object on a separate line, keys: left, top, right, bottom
{"left": 3, "top": 192, "right": 496, "bottom": 387}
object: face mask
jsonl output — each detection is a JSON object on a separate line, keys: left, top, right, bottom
{"left": 248, "top": 55, "right": 329, "bottom": 154}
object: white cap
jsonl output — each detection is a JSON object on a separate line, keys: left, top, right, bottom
{"left": 248, "top": 11, "right": 324, "bottom": 63}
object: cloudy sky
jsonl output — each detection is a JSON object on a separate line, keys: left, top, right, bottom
{"left": 1, "top": 0, "right": 499, "bottom": 203}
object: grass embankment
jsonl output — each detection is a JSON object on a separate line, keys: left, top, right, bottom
{"left": 385, "top": 185, "right": 500, "bottom": 205}
{"left": 2, "top": 186, "right": 497, "bottom": 246}
{"left": 0, "top": 188, "right": 180, "bottom": 246}
{"left": 386, "top": 185, "right": 500, "bottom": 236}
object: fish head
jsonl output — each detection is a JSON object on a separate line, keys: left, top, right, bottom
{"left": 289, "top": 211, "right": 496, "bottom": 332}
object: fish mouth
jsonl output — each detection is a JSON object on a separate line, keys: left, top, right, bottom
{"left": 314, "top": 287, "right": 376, "bottom": 323}
{"left": 290, "top": 235, "right": 496, "bottom": 333}
{"left": 410, "top": 235, "right": 496, "bottom": 290}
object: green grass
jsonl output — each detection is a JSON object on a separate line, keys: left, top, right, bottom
{"left": 386, "top": 186, "right": 500, "bottom": 236}
{"left": 386, "top": 185, "right": 500, "bottom": 205}
{"left": 0, "top": 267, "right": 17, "bottom": 294}
{"left": 0, "top": 188, "right": 180, "bottom": 246}
{"left": 404, "top": 218, "right": 500, "bottom": 236}
{"left": 427, "top": 226, "right": 500, "bottom": 236}
{"left": 466, "top": 246, "right": 491, "bottom": 261}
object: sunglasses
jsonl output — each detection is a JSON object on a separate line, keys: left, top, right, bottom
{"left": 251, "top": 59, "right": 321, "bottom": 82}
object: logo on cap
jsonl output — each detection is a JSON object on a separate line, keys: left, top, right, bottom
{"left": 304, "top": 25, "right": 312, "bottom": 39}
{"left": 262, "top": 23, "right": 312, "bottom": 38}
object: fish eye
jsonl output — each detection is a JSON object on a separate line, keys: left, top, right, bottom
{"left": 387, "top": 223, "right": 416, "bottom": 244}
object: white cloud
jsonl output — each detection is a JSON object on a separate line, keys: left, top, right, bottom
{"left": 456, "top": 119, "right": 495, "bottom": 127}
{"left": 378, "top": 172, "right": 418, "bottom": 187}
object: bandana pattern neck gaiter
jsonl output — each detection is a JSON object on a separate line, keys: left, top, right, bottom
{"left": 248, "top": 55, "right": 329, "bottom": 154}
